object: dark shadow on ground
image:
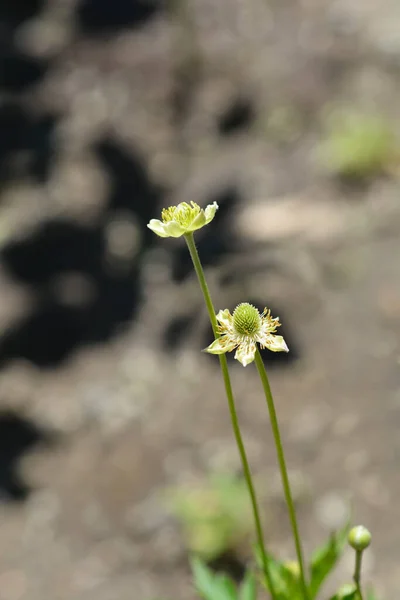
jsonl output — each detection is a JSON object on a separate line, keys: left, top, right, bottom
{"left": 0, "top": 44, "right": 49, "bottom": 93}
{"left": 0, "top": 411, "right": 53, "bottom": 502}
{"left": 217, "top": 97, "right": 255, "bottom": 136}
{"left": 0, "top": 0, "right": 45, "bottom": 28}
{"left": 95, "top": 138, "right": 164, "bottom": 250}
{"left": 2, "top": 221, "right": 105, "bottom": 286}
{"left": 207, "top": 552, "right": 247, "bottom": 583}
{"left": 76, "top": 0, "right": 163, "bottom": 35}
{"left": 0, "top": 137, "right": 163, "bottom": 368}
{"left": 0, "top": 103, "right": 57, "bottom": 186}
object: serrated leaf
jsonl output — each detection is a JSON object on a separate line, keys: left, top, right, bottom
{"left": 190, "top": 557, "right": 238, "bottom": 600}
{"left": 239, "top": 571, "right": 257, "bottom": 600}
{"left": 309, "top": 521, "right": 350, "bottom": 599}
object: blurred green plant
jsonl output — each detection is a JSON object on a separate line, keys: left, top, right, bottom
{"left": 317, "top": 109, "right": 399, "bottom": 179}
{"left": 309, "top": 522, "right": 350, "bottom": 599}
{"left": 254, "top": 521, "right": 350, "bottom": 600}
{"left": 329, "top": 583, "right": 358, "bottom": 600}
{"left": 165, "top": 473, "right": 263, "bottom": 561}
{"left": 191, "top": 556, "right": 257, "bottom": 600}
{"left": 190, "top": 526, "right": 381, "bottom": 600}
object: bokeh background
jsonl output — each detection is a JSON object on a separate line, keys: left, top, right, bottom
{"left": 0, "top": 0, "right": 400, "bottom": 598}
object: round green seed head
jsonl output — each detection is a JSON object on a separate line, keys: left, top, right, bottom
{"left": 232, "top": 303, "right": 261, "bottom": 336}
{"left": 348, "top": 526, "right": 372, "bottom": 551}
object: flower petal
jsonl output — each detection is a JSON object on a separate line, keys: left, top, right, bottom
{"left": 163, "top": 220, "right": 187, "bottom": 237}
{"left": 204, "top": 336, "right": 237, "bottom": 355}
{"left": 147, "top": 219, "right": 170, "bottom": 238}
{"left": 263, "top": 334, "right": 289, "bottom": 353}
{"left": 204, "top": 201, "right": 219, "bottom": 224}
{"left": 215, "top": 309, "right": 233, "bottom": 332}
{"left": 188, "top": 210, "right": 206, "bottom": 232}
{"left": 260, "top": 311, "right": 280, "bottom": 334}
{"left": 234, "top": 340, "right": 256, "bottom": 367}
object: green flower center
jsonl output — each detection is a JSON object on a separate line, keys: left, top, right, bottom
{"left": 233, "top": 303, "right": 261, "bottom": 336}
{"left": 161, "top": 202, "right": 200, "bottom": 227}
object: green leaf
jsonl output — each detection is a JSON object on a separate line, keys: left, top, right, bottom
{"left": 309, "top": 521, "right": 350, "bottom": 599}
{"left": 239, "top": 571, "right": 257, "bottom": 600}
{"left": 217, "top": 575, "right": 237, "bottom": 600}
{"left": 190, "top": 557, "right": 238, "bottom": 600}
{"left": 253, "top": 546, "right": 303, "bottom": 600}
{"left": 329, "top": 583, "right": 358, "bottom": 600}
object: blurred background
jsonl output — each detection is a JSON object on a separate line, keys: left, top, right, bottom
{"left": 0, "top": 0, "right": 400, "bottom": 598}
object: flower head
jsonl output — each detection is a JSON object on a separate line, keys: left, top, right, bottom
{"left": 204, "top": 303, "right": 289, "bottom": 367}
{"left": 147, "top": 201, "right": 218, "bottom": 238}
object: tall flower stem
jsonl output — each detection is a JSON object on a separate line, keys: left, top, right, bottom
{"left": 353, "top": 551, "right": 364, "bottom": 600}
{"left": 349, "top": 526, "right": 371, "bottom": 600}
{"left": 254, "top": 348, "right": 309, "bottom": 600}
{"left": 184, "top": 233, "right": 276, "bottom": 597}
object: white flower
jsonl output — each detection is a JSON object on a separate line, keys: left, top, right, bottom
{"left": 147, "top": 201, "right": 218, "bottom": 238}
{"left": 205, "top": 303, "right": 289, "bottom": 367}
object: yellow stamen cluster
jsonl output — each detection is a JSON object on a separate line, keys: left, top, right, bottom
{"left": 161, "top": 202, "right": 201, "bottom": 227}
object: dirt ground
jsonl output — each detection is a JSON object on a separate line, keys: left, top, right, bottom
{"left": 0, "top": 0, "right": 400, "bottom": 599}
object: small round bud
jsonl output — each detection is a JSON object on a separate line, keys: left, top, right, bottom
{"left": 348, "top": 525, "right": 372, "bottom": 551}
{"left": 233, "top": 303, "right": 261, "bottom": 336}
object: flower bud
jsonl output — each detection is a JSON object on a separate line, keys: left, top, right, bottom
{"left": 348, "top": 525, "right": 372, "bottom": 552}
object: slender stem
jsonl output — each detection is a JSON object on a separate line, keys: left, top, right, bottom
{"left": 184, "top": 233, "right": 276, "bottom": 597}
{"left": 184, "top": 233, "right": 218, "bottom": 336}
{"left": 353, "top": 551, "right": 364, "bottom": 600}
{"left": 254, "top": 348, "right": 309, "bottom": 600}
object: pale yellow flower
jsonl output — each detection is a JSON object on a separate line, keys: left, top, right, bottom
{"left": 147, "top": 201, "right": 218, "bottom": 238}
{"left": 205, "top": 303, "right": 289, "bottom": 367}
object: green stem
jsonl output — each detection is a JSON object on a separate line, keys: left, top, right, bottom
{"left": 184, "top": 233, "right": 276, "bottom": 597}
{"left": 184, "top": 233, "right": 218, "bottom": 336}
{"left": 353, "top": 551, "right": 364, "bottom": 600}
{"left": 254, "top": 348, "right": 309, "bottom": 600}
